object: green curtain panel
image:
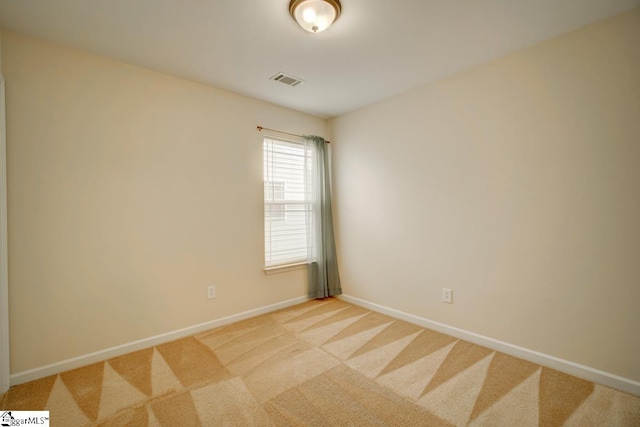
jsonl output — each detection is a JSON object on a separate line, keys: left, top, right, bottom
{"left": 304, "top": 135, "right": 342, "bottom": 299}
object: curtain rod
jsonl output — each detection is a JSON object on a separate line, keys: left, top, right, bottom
{"left": 256, "top": 126, "right": 330, "bottom": 143}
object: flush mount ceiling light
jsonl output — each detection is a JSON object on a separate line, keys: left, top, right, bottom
{"left": 289, "top": 0, "right": 342, "bottom": 33}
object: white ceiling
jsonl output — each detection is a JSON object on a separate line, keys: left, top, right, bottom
{"left": 0, "top": 0, "right": 638, "bottom": 118}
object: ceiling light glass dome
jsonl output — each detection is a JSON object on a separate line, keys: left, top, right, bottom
{"left": 289, "top": 0, "right": 342, "bottom": 33}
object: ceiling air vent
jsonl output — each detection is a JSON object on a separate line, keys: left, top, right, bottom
{"left": 270, "top": 72, "right": 304, "bottom": 87}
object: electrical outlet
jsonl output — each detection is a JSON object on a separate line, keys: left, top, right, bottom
{"left": 442, "top": 288, "right": 453, "bottom": 304}
{"left": 207, "top": 285, "right": 216, "bottom": 300}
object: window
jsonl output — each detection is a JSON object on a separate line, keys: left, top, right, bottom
{"left": 264, "top": 180, "right": 286, "bottom": 221}
{"left": 263, "top": 137, "right": 311, "bottom": 268}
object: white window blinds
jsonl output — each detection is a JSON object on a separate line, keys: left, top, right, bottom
{"left": 263, "top": 137, "right": 311, "bottom": 268}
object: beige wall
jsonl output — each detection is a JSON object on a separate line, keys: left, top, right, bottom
{"left": 330, "top": 9, "right": 640, "bottom": 381}
{"left": 1, "top": 31, "right": 326, "bottom": 373}
{"left": 1, "top": 30, "right": 11, "bottom": 393}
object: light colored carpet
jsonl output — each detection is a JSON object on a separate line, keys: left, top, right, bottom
{"left": 1, "top": 298, "right": 639, "bottom": 426}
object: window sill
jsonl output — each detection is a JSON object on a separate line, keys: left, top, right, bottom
{"left": 264, "top": 262, "right": 308, "bottom": 275}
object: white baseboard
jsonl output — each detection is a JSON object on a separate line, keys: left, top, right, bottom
{"left": 338, "top": 294, "right": 640, "bottom": 397}
{"left": 10, "top": 296, "right": 309, "bottom": 386}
